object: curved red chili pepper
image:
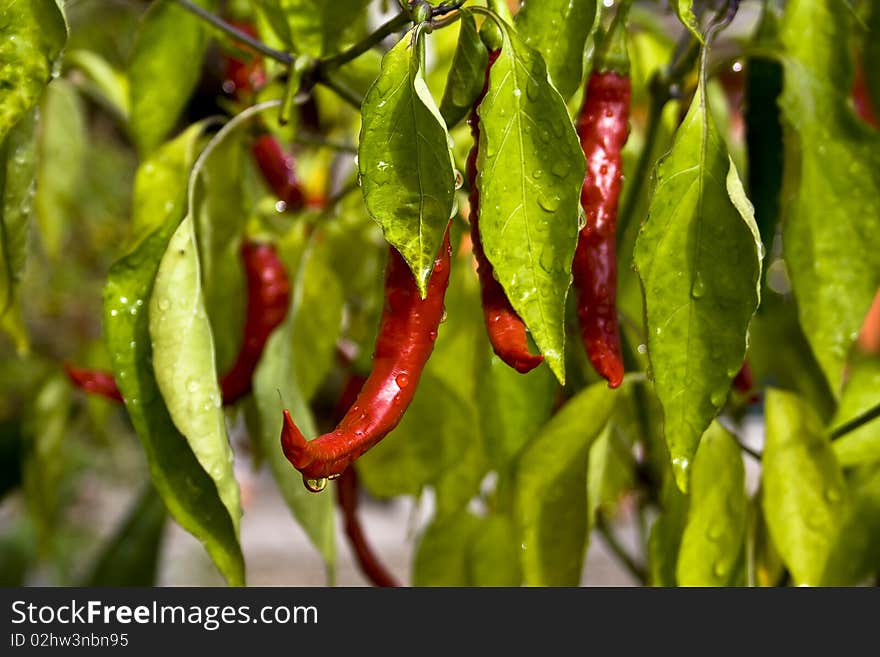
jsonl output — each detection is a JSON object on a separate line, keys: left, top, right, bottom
{"left": 251, "top": 135, "right": 307, "bottom": 213}
{"left": 66, "top": 240, "right": 290, "bottom": 406}
{"left": 469, "top": 50, "right": 544, "bottom": 374}
{"left": 63, "top": 363, "right": 123, "bottom": 402}
{"left": 573, "top": 9, "right": 631, "bottom": 389}
{"left": 219, "top": 241, "right": 291, "bottom": 404}
{"left": 281, "top": 225, "right": 452, "bottom": 483}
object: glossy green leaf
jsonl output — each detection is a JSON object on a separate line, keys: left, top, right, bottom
{"left": 86, "top": 484, "right": 167, "bottom": 586}
{"left": 262, "top": 0, "right": 370, "bottom": 56}
{"left": 104, "top": 125, "right": 244, "bottom": 586}
{"left": 252, "top": 239, "right": 336, "bottom": 574}
{"left": 515, "top": 0, "right": 597, "bottom": 101}
{"left": 65, "top": 49, "right": 129, "bottom": 119}
{"left": 514, "top": 381, "right": 619, "bottom": 585}
{"left": 127, "top": 0, "right": 217, "bottom": 155}
{"left": 830, "top": 358, "right": 880, "bottom": 467}
{"left": 194, "top": 135, "right": 246, "bottom": 372}
{"left": 413, "top": 511, "right": 482, "bottom": 587}
{"left": 35, "top": 79, "right": 85, "bottom": 259}
{"left": 676, "top": 422, "right": 747, "bottom": 586}
{"left": 762, "top": 388, "right": 847, "bottom": 586}
{"left": 673, "top": 1, "right": 703, "bottom": 44}
{"left": 358, "top": 27, "right": 456, "bottom": 296}
{"left": 634, "top": 80, "right": 762, "bottom": 491}
{"left": 476, "top": 18, "right": 586, "bottom": 383}
{"left": 22, "top": 374, "right": 70, "bottom": 551}
{"left": 439, "top": 13, "right": 488, "bottom": 128}
{"left": 0, "top": 109, "right": 36, "bottom": 348}
{"left": 466, "top": 515, "right": 522, "bottom": 586}
{"left": 647, "top": 476, "right": 688, "bottom": 586}
{"left": 0, "top": 0, "right": 67, "bottom": 144}
{"left": 779, "top": 0, "right": 880, "bottom": 392}
{"left": 478, "top": 349, "right": 557, "bottom": 473}
{"left": 821, "top": 465, "right": 880, "bottom": 585}
{"left": 587, "top": 422, "right": 635, "bottom": 525}
{"left": 149, "top": 213, "right": 242, "bottom": 537}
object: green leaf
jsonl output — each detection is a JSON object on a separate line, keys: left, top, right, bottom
{"left": 676, "top": 421, "right": 747, "bottom": 586}
{"left": 514, "top": 381, "right": 619, "bottom": 585}
{"left": 194, "top": 134, "right": 246, "bottom": 372}
{"left": 0, "top": 0, "right": 67, "bottom": 144}
{"left": 149, "top": 213, "right": 242, "bottom": 537}
{"left": 514, "top": 0, "right": 597, "bottom": 101}
{"left": 673, "top": 1, "right": 704, "bottom": 44}
{"left": 104, "top": 125, "right": 244, "bottom": 587}
{"left": 22, "top": 374, "right": 70, "bottom": 552}
{"left": 289, "top": 246, "right": 343, "bottom": 401}
{"left": 634, "top": 80, "right": 762, "bottom": 491}
{"left": 762, "top": 388, "right": 847, "bottom": 586}
{"left": 252, "top": 239, "right": 336, "bottom": 574}
{"left": 830, "top": 358, "right": 880, "bottom": 467}
{"left": 647, "top": 476, "right": 689, "bottom": 586}
{"left": 439, "top": 13, "right": 488, "bottom": 128}
{"left": 127, "top": 0, "right": 217, "bottom": 155}
{"left": 587, "top": 421, "right": 635, "bottom": 526}
{"left": 35, "top": 79, "right": 86, "bottom": 259}
{"left": 476, "top": 18, "right": 586, "bottom": 384}
{"left": 821, "top": 464, "right": 880, "bottom": 585}
{"left": 358, "top": 27, "right": 456, "bottom": 296}
{"left": 466, "top": 515, "right": 522, "bottom": 586}
{"left": 65, "top": 50, "right": 130, "bottom": 119}
{"left": 85, "top": 484, "right": 167, "bottom": 586}
{"left": 261, "top": 0, "right": 370, "bottom": 56}
{"left": 779, "top": 0, "right": 880, "bottom": 392}
{"left": 413, "top": 511, "right": 482, "bottom": 587}
{"left": 0, "top": 108, "right": 37, "bottom": 349}
{"left": 478, "top": 349, "right": 557, "bottom": 473}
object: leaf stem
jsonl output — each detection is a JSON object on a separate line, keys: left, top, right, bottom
{"left": 316, "top": 74, "right": 364, "bottom": 109}
{"left": 320, "top": 13, "right": 412, "bottom": 71}
{"left": 294, "top": 133, "right": 358, "bottom": 153}
{"left": 170, "top": 0, "right": 294, "bottom": 64}
{"left": 830, "top": 401, "right": 880, "bottom": 441}
{"left": 595, "top": 514, "right": 647, "bottom": 585}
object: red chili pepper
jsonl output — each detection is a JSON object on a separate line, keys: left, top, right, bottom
{"left": 222, "top": 21, "right": 267, "bottom": 101}
{"left": 251, "top": 134, "right": 307, "bottom": 213}
{"left": 469, "top": 50, "right": 544, "bottom": 374}
{"left": 219, "top": 241, "right": 292, "bottom": 404}
{"left": 732, "top": 361, "right": 753, "bottom": 393}
{"left": 853, "top": 60, "right": 878, "bottom": 129}
{"left": 281, "top": 225, "right": 452, "bottom": 485}
{"left": 63, "top": 363, "right": 123, "bottom": 402}
{"left": 573, "top": 7, "right": 631, "bottom": 388}
{"left": 66, "top": 240, "right": 290, "bottom": 406}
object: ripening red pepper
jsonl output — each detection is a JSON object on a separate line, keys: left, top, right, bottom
{"left": 251, "top": 135, "right": 308, "bottom": 213}
{"left": 66, "top": 240, "right": 290, "bottom": 406}
{"left": 219, "top": 241, "right": 292, "bottom": 404}
{"left": 573, "top": 7, "right": 631, "bottom": 388}
{"left": 853, "top": 61, "right": 878, "bottom": 129}
{"left": 221, "top": 21, "right": 267, "bottom": 102}
{"left": 281, "top": 225, "right": 452, "bottom": 486}
{"left": 63, "top": 363, "right": 123, "bottom": 402}
{"left": 469, "top": 50, "right": 544, "bottom": 374}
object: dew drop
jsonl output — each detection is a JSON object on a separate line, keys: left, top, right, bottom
{"left": 440, "top": 308, "right": 448, "bottom": 323}
{"left": 186, "top": 378, "right": 199, "bottom": 393}
{"left": 637, "top": 343, "right": 647, "bottom": 354}
{"left": 824, "top": 487, "right": 842, "bottom": 503}
{"left": 691, "top": 273, "right": 706, "bottom": 299}
{"left": 275, "top": 200, "right": 287, "bottom": 213}
{"left": 395, "top": 372, "right": 410, "bottom": 389}
{"left": 532, "top": 169, "right": 544, "bottom": 180}
{"left": 303, "top": 476, "right": 328, "bottom": 493}
{"left": 513, "top": 87, "right": 522, "bottom": 98}
{"left": 538, "top": 194, "right": 561, "bottom": 212}
{"left": 552, "top": 160, "right": 571, "bottom": 178}
{"left": 713, "top": 560, "right": 729, "bottom": 578}
{"left": 707, "top": 523, "right": 724, "bottom": 541}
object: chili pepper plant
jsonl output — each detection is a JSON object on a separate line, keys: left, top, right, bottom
{"left": 1, "top": 0, "right": 879, "bottom": 587}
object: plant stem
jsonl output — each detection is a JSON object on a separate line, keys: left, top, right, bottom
{"left": 830, "top": 401, "right": 880, "bottom": 441}
{"left": 316, "top": 74, "right": 364, "bottom": 109}
{"left": 170, "top": 0, "right": 293, "bottom": 64}
{"left": 294, "top": 133, "right": 358, "bottom": 154}
{"left": 320, "top": 13, "right": 411, "bottom": 71}
{"left": 595, "top": 515, "right": 647, "bottom": 585}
